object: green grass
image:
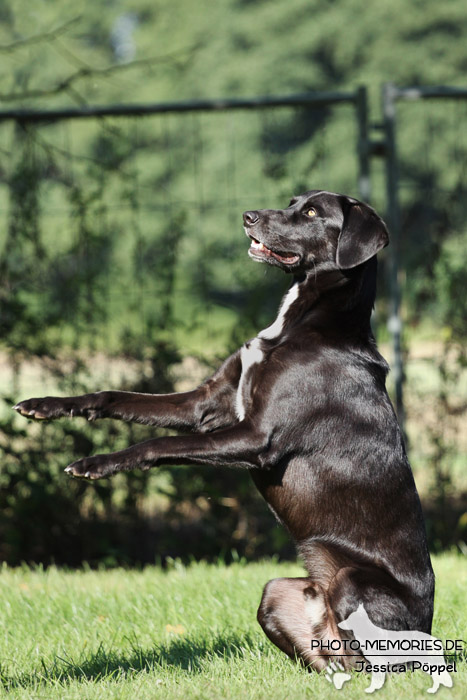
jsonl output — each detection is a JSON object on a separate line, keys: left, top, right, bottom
{"left": 0, "top": 555, "right": 465, "bottom": 699}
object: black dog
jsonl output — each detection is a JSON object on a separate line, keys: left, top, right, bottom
{"left": 14, "top": 190, "right": 434, "bottom": 670}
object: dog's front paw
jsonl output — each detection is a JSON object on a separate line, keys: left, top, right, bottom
{"left": 14, "top": 397, "right": 74, "bottom": 421}
{"left": 65, "top": 454, "right": 118, "bottom": 480}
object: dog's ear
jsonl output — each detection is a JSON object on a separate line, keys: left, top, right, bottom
{"left": 336, "top": 201, "right": 389, "bottom": 269}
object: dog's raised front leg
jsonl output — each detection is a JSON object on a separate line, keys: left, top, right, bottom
{"left": 64, "top": 421, "right": 269, "bottom": 479}
{"left": 13, "top": 351, "right": 241, "bottom": 432}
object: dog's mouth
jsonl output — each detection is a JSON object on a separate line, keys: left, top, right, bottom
{"left": 247, "top": 235, "right": 300, "bottom": 266}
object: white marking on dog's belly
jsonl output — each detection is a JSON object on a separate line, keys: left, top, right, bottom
{"left": 235, "top": 281, "right": 300, "bottom": 420}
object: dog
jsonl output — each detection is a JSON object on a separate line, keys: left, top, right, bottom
{"left": 338, "top": 603, "right": 453, "bottom": 693}
{"left": 14, "top": 190, "right": 434, "bottom": 671}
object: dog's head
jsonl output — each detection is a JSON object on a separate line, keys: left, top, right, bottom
{"left": 243, "top": 190, "right": 389, "bottom": 276}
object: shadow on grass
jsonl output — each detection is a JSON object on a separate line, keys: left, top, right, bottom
{"left": 2, "top": 635, "right": 464, "bottom": 691}
{"left": 0, "top": 633, "right": 263, "bottom": 691}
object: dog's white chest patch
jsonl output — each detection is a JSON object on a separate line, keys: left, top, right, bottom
{"left": 235, "top": 282, "right": 300, "bottom": 421}
{"left": 235, "top": 338, "right": 263, "bottom": 421}
{"left": 259, "top": 281, "right": 300, "bottom": 340}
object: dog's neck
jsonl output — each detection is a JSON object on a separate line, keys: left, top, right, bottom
{"left": 266, "top": 258, "right": 378, "bottom": 341}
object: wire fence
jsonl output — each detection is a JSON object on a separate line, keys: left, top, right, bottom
{"left": 0, "top": 89, "right": 375, "bottom": 566}
{"left": 0, "top": 85, "right": 466, "bottom": 563}
{"left": 378, "top": 87, "right": 467, "bottom": 546}
{"left": 0, "top": 90, "right": 367, "bottom": 382}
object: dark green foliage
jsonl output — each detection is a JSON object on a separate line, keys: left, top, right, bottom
{"left": 0, "top": 0, "right": 466, "bottom": 565}
{"left": 0, "top": 124, "right": 46, "bottom": 352}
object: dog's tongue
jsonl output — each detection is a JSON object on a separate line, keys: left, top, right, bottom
{"left": 273, "top": 250, "right": 300, "bottom": 263}
{"left": 250, "top": 238, "right": 299, "bottom": 264}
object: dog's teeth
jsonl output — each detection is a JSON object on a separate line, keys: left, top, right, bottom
{"left": 251, "top": 239, "right": 265, "bottom": 250}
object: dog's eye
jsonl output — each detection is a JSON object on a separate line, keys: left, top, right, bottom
{"left": 305, "top": 208, "right": 316, "bottom": 218}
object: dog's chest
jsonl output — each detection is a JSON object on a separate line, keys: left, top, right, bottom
{"left": 235, "top": 282, "right": 299, "bottom": 421}
{"left": 235, "top": 338, "right": 264, "bottom": 421}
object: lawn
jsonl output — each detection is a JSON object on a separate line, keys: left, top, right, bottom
{"left": 0, "top": 554, "right": 465, "bottom": 699}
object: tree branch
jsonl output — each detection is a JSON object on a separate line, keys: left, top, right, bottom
{"left": 0, "top": 45, "right": 201, "bottom": 103}
{"left": 0, "top": 17, "right": 80, "bottom": 53}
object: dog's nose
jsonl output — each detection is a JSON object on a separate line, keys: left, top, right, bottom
{"left": 243, "top": 210, "right": 260, "bottom": 227}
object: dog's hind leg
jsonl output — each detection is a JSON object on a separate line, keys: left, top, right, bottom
{"left": 330, "top": 565, "right": 426, "bottom": 633}
{"left": 257, "top": 577, "right": 351, "bottom": 671}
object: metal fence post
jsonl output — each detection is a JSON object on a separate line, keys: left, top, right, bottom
{"left": 356, "top": 86, "right": 371, "bottom": 203}
{"left": 382, "top": 83, "right": 405, "bottom": 434}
